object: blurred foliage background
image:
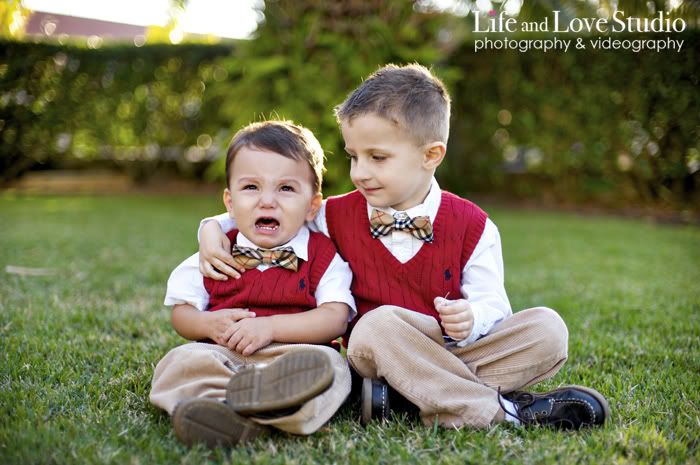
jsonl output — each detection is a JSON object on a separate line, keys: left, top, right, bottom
{"left": 1, "top": 0, "right": 699, "bottom": 211}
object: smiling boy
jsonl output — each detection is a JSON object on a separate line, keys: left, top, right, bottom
{"left": 198, "top": 65, "right": 609, "bottom": 430}
{"left": 150, "top": 121, "right": 355, "bottom": 447}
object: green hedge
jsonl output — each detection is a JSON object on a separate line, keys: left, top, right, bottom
{"left": 0, "top": 42, "right": 235, "bottom": 182}
{"left": 446, "top": 32, "right": 700, "bottom": 207}
{"left": 1, "top": 28, "right": 698, "bottom": 208}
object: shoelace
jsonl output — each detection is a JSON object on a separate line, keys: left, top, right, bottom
{"left": 497, "top": 387, "right": 577, "bottom": 429}
{"left": 497, "top": 386, "right": 529, "bottom": 424}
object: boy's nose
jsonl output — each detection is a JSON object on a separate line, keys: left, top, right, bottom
{"left": 258, "top": 190, "right": 278, "bottom": 207}
{"left": 350, "top": 160, "right": 371, "bottom": 182}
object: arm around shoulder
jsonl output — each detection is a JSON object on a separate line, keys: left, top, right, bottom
{"left": 197, "top": 212, "right": 235, "bottom": 241}
{"left": 199, "top": 219, "right": 248, "bottom": 280}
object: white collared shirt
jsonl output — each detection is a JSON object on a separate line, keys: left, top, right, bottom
{"left": 201, "top": 178, "right": 512, "bottom": 345}
{"left": 167, "top": 225, "right": 357, "bottom": 320}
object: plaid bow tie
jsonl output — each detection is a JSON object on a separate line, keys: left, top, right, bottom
{"left": 369, "top": 209, "right": 434, "bottom": 243}
{"left": 231, "top": 244, "right": 299, "bottom": 272}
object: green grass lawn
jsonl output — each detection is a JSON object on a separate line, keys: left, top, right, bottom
{"left": 1, "top": 194, "right": 699, "bottom": 465}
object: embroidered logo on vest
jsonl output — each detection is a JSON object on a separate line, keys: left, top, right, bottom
{"left": 444, "top": 269, "right": 452, "bottom": 280}
{"left": 299, "top": 278, "right": 306, "bottom": 290}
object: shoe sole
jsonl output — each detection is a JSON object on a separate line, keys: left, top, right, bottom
{"left": 361, "top": 378, "right": 389, "bottom": 426}
{"left": 226, "top": 350, "right": 334, "bottom": 416}
{"left": 361, "top": 378, "right": 373, "bottom": 425}
{"left": 172, "top": 398, "right": 267, "bottom": 448}
{"left": 558, "top": 384, "right": 611, "bottom": 425}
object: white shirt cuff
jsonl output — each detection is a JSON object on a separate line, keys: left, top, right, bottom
{"left": 164, "top": 296, "right": 209, "bottom": 312}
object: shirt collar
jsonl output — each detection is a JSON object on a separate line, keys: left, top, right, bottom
{"left": 236, "top": 225, "right": 309, "bottom": 261}
{"left": 365, "top": 177, "right": 442, "bottom": 223}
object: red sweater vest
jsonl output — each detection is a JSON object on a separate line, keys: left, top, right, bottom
{"left": 325, "top": 190, "right": 487, "bottom": 328}
{"left": 204, "top": 229, "right": 337, "bottom": 316}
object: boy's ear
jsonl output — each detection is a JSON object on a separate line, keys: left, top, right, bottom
{"left": 422, "top": 142, "right": 446, "bottom": 170}
{"left": 223, "top": 188, "right": 235, "bottom": 218}
{"left": 306, "top": 192, "right": 323, "bottom": 222}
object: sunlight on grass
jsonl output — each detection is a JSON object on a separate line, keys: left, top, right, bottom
{"left": 1, "top": 196, "right": 698, "bottom": 465}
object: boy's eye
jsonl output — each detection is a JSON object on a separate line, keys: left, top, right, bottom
{"left": 371, "top": 155, "right": 386, "bottom": 161}
{"left": 280, "top": 185, "right": 295, "bottom": 192}
{"left": 242, "top": 184, "right": 257, "bottom": 190}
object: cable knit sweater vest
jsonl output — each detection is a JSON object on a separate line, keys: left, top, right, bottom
{"left": 204, "top": 229, "right": 337, "bottom": 316}
{"left": 326, "top": 190, "right": 487, "bottom": 330}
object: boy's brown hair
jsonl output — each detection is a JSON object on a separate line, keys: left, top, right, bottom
{"left": 225, "top": 120, "right": 325, "bottom": 193}
{"left": 334, "top": 63, "right": 451, "bottom": 145}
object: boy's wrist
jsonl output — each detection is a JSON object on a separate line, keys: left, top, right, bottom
{"left": 198, "top": 311, "right": 217, "bottom": 340}
{"left": 266, "top": 315, "right": 280, "bottom": 341}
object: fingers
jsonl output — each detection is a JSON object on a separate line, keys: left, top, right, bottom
{"left": 221, "top": 323, "right": 238, "bottom": 345}
{"left": 214, "top": 257, "right": 245, "bottom": 279}
{"left": 226, "top": 325, "right": 243, "bottom": 351}
{"left": 241, "top": 343, "right": 259, "bottom": 357}
{"left": 225, "top": 325, "right": 260, "bottom": 354}
{"left": 236, "top": 337, "right": 253, "bottom": 354}
{"left": 445, "top": 330, "right": 471, "bottom": 340}
{"left": 442, "top": 320, "right": 472, "bottom": 332}
{"left": 214, "top": 239, "right": 247, "bottom": 272}
{"left": 199, "top": 230, "right": 243, "bottom": 279}
{"left": 435, "top": 297, "right": 473, "bottom": 340}
{"left": 213, "top": 321, "right": 237, "bottom": 346}
{"left": 229, "top": 309, "right": 256, "bottom": 321}
{"left": 442, "top": 321, "right": 473, "bottom": 340}
{"left": 218, "top": 308, "right": 255, "bottom": 318}
{"left": 226, "top": 328, "right": 259, "bottom": 355}
{"left": 199, "top": 257, "right": 244, "bottom": 280}
{"left": 435, "top": 300, "right": 469, "bottom": 316}
{"left": 440, "top": 312, "right": 471, "bottom": 324}
{"left": 214, "top": 235, "right": 240, "bottom": 271}
{"left": 200, "top": 260, "right": 229, "bottom": 281}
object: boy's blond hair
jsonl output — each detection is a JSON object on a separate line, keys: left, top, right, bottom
{"left": 334, "top": 63, "right": 451, "bottom": 145}
{"left": 225, "top": 120, "right": 325, "bottom": 193}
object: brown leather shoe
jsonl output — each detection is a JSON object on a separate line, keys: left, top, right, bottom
{"left": 172, "top": 398, "right": 268, "bottom": 448}
{"left": 226, "top": 350, "right": 334, "bottom": 416}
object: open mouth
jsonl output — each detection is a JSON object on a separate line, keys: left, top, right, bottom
{"left": 255, "top": 217, "right": 280, "bottom": 231}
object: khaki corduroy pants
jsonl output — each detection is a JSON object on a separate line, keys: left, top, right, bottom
{"left": 149, "top": 342, "right": 351, "bottom": 435}
{"left": 346, "top": 306, "right": 568, "bottom": 428}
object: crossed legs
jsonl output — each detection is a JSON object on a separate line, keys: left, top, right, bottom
{"left": 347, "top": 306, "right": 568, "bottom": 428}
